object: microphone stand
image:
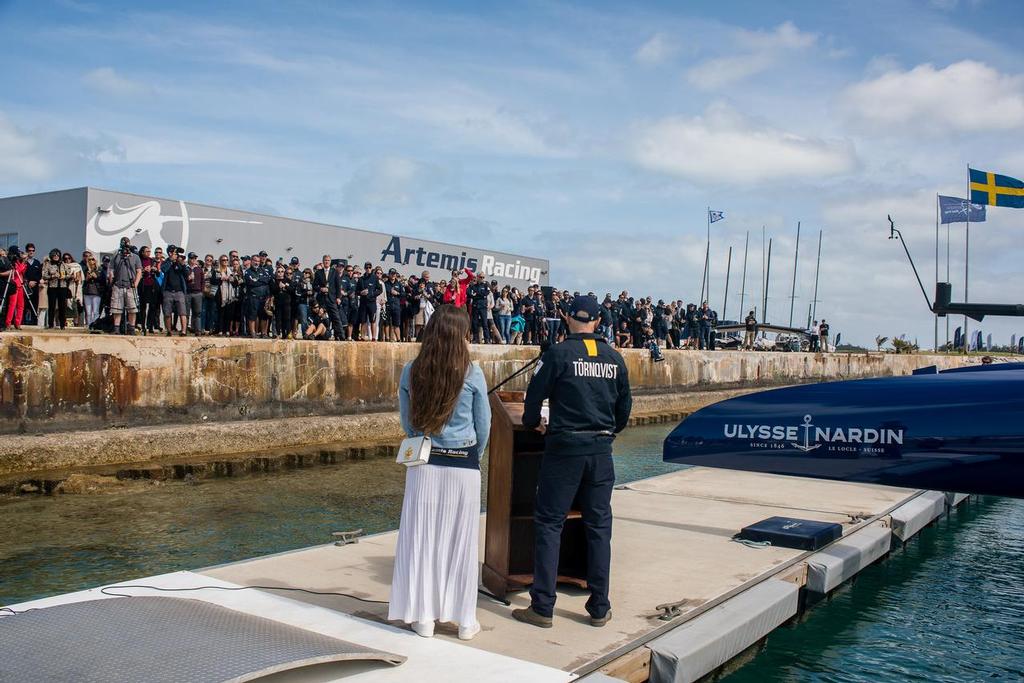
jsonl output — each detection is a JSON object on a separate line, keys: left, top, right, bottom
{"left": 487, "top": 341, "right": 550, "bottom": 395}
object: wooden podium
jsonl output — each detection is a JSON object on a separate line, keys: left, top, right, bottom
{"left": 482, "top": 391, "right": 588, "bottom": 600}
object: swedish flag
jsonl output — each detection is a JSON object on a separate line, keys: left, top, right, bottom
{"left": 969, "top": 168, "right": 1024, "bottom": 208}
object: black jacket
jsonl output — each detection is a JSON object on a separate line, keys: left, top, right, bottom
{"left": 523, "top": 332, "right": 632, "bottom": 456}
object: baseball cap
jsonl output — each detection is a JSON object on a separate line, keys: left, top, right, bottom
{"left": 242, "top": 255, "right": 252, "bottom": 261}
{"left": 188, "top": 252, "right": 198, "bottom": 259}
{"left": 258, "top": 250, "right": 268, "bottom": 257}
{"left": 364, "top": 261, "right": 372, "bottom": 268}
{"left": 290, "top": 256, "right": 299, "bottom": 264}
{"left": 569, "top": 295, "right": 601, "bottom": 322}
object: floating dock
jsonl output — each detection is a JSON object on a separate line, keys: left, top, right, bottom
{"left": 4, "top": 467, "right": 967, "bottom": 682}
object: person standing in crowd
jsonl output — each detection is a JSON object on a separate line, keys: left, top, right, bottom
{"left": 137, "top": 246, "right": 159, "bottom": 333}
{"left": 21, "top": 244, "right": 41, "bottom": 326}
{"left": 343, "top": 263, "right": 359, "bottom": 340}
{"left": 272, "top": 264, "right": 293, "bottom": 339}
{"left": 41, "top": 248, "right": 69, "bottom": 329}
{"left": 211, "top": 255, "right": 233, "bottom": 335}
{"left": 0, "top": 247, "right": 11, "bottom": 330}
{"left": 743, "top": 310, "right": 758, "bottom": 350}
{"left": 385, "top": 269, "right": 403, "bottom": 342}
{"left": 161, "top": 247, "right": 190, "bottom": 336}
{"left": 495, "top": 287, "right": 513, "bottom": 343}
{"left": 201, "top": 254, "right": 219, "bottom": 335}
{"left": 82, "top": 254, "right": 103, "bottom": 327}
{"left": 389, "top": 304, "right": 491, "bottom": 641}
{"left": 698, "top": 301, "right": 712, "bottom": 350}
{"left": 467, "top": 273, "right": 490, "bottom": 343}
{"left": 64, "top": 252, "right": 83, "bottom": 326}
{"left": 185, "top": 252, "right": 205, "bottom": 335}
{"left": 685, "top": 303, "right": 700, "bottom": 349}
{"left": 108, "top": 238, "right": 142, "bottom": 334}
{"left": 322, "top": 258, "right": 345, "bottom": 340}
{"left": 243, "top": 255, "right": 271, "bottom": 338}
{"left": 358, "top": 261, "right": 381, "bottom": 342}
{"left": 4, "top": 247, "right": 27, "bottom": 329}
{"left": 294, "top": 267, "right": 314, "bottom": 339}
{"left": 514, "top": 295, "right": 632, "bottom": 630}
{"left": 819, "top": 319, "right": 830, "bottom": 352}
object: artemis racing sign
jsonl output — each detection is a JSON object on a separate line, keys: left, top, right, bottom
{"left": 379, "top": 236, "right": 544, "bottom": 284}
{"left": 723, "top": 414, "right": 904, "bottom": 455}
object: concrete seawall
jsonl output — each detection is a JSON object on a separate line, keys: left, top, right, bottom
{"left": 0, "top": 332, "right": 978, "bottom": 435}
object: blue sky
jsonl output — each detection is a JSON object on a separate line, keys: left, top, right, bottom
{"left": 2, "top": 0, "right": 1023, "bottom": 346}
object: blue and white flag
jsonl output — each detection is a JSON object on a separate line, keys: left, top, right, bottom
{"left": 938, "top": 195, "right": 985, "bottom": 224}
{"left": 709, "top": 210, "right": 725, "bottom": 224}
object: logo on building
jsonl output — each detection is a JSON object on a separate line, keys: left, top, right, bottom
{"left": 723, "top": 414, "right": 904, "bottom": 452}
{"left": 87, "top": 201, "right": 262, "bottom": 254}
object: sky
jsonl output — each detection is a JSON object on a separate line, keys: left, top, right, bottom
{"left": 1, "top": 0, "right": 1023, "bottom": 347}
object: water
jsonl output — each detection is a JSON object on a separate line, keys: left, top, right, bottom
{"left": 2, "top": 423, "right": 1022, "bottom": 681}
{"left": 723, "top": 495, "right": 1024, "bottom": 682}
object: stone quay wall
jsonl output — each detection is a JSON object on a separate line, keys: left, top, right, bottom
{"left": 0, "top": 332, "right": 977, "bottom": 436}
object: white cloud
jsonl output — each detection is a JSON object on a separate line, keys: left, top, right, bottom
{"left": 82, "top": 67, "right": 150, "bottom": 97}
{"left": 0, "top": 112, "right": 125, "bottom": 185}
{"left": 402, "top": 99, "right": 570, "bottom": 158}
{"left": 686, "top": 21, "right": 817, "bottom": 89}
{"left": 634, "top": 33, "right": 677, "bottom": 65}
{"left": 840, "top": 60, "right": 1024, "bottom": 133}
{"left": 631, "top": 103, "right": 857, "bottom": 184}
{"left": 735, "top": 20, "right": 817, "bottom": 51}
{"left": 0, "top": 114, "right": 51, "bottom": 182}
{"left": 340, "top": 157, "right": 457, "bottom": 211}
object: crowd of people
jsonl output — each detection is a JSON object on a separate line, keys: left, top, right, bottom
{"left": 0, "top": 238, "right": 808, "bottom": 353}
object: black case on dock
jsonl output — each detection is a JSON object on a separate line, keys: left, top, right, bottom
{"left": 737, "top": 516, "right": 842, "bottom": 550}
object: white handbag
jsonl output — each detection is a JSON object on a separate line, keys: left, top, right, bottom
{"left": 396, "top": 435, "right": 431, "bottom": 466}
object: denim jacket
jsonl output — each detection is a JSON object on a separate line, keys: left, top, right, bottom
{"left": 399, "top": 361, "right": 491, "bottom": 453}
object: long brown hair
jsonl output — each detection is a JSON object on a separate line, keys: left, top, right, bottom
{"left": 409, "top": 305, "right": 470, "bottom": 435}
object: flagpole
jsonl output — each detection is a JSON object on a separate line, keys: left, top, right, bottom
{"left": 760, "top": 226, "right": 766, "bottom": 323}
{"left": 722, "top": 246, "right": 732, "bottom": 319}
{"left": 699, "top": 207, "right": 709, "bottom": 304}
{"left": 764, "top": 237, "right": 773, "bottom": 323}
{"left": 788, "top": 221, "right": 800, "bottom": 327}
{"left": 935, "top": 194, "right": 939, "bottom": 352}
{"left": 738, "top": 230, "right": 749, "bottom": 321}
{"left": 946, "top": 213, "right": 951, "bottom": 349}
{"left": 964, "top": 165, "right": 970, "bottom": 354}
{"left": 810, "top": 229, "right": 822, "bottom": 324}
{"left": 705, "top": 207, "right": 711, "bottom": 303}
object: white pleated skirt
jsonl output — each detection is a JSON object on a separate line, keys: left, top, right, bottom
{"left": 388, "top": 463, "right": 481, "bottom": 628}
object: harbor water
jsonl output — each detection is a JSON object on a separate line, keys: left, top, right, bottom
{"left": 2, "top": 423, "right": 1022, "bottom": 681}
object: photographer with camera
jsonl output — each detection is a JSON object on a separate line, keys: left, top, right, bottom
{"left": 160, "top": 246, "right": 189, "bottom": 337}
{"left": 108, "top": 237, "right": 142, "bottom": 335}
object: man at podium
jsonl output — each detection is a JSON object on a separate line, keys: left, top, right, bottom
{"left": 512, "top": 295, "right": 632, "bottom": 629}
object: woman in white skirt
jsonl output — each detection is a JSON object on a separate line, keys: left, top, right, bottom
{"left": 389, "top": 304, "right": 491, "bottom": 640}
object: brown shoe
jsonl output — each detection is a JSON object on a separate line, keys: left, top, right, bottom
{"left": 511, "top": 607, "right": 552, "bottom": 629}
{"left": 590, "top": 610, "right": 612, "bottom": 627}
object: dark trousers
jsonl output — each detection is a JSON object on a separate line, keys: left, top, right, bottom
{"left": 472, "top": 306, "right": 489, "bottom": 343}
{"left": 530, "top": 451, "right": 615, "bottom": 619}
{"left": 324, "top": 299, "right": 345, "bottom": 339}
{"left": 139, "top": 284, "right": 160, "bottom": 331}
{"left": 699, "top": 323, "right": 711, "bottom": 349}
{"left": 47, "top": 287, "right": 68, "bottom": 328}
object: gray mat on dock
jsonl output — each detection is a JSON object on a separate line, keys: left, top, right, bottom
{"left": 0, "top": 596, "right": 405, "bottom": 682}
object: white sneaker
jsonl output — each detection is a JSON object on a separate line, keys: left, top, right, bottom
{"left": 458, "top": 622, "right": 481, "bottom": 641}
{"left": 412, "top": 621, "right": 434, "bottom": 638}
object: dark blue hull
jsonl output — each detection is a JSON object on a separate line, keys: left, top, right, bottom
{"left": 663, "top": 366, "right": 1024, "bottom": 498}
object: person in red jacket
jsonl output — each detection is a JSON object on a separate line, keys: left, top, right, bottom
{"left": 5, "top": 248, "right": 28, "bottom": 329}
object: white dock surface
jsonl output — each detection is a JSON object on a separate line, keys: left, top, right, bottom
{"left": 201, "top": 467, "right": 915, "bottom": 675}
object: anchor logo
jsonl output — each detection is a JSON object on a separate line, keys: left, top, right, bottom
{"left": 403, "top": 447, "right": 414, "bottom": 461}
{"left": 791, "top": 414, "right": 821, "bottom": 452}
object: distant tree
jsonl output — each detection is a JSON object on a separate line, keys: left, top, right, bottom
{"left": 875, "top": 335, "right": 888, "bottom": 352}
{"left": 891, "top": 335, "right": 919, "bottom": 354}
